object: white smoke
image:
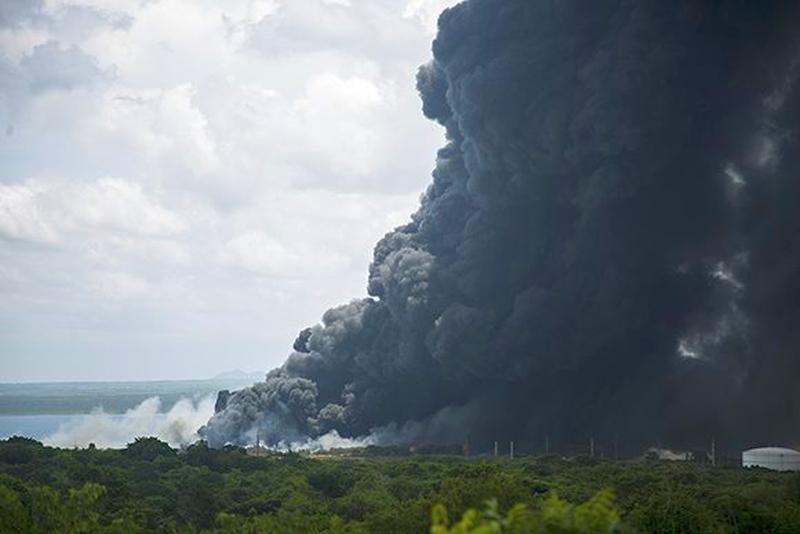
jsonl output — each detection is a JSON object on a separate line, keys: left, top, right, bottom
{"left": 44, "top": 395, "right": 215, "bottom": 449}
{"left": 259, "top": 430, "right": 378, "bottom": 452}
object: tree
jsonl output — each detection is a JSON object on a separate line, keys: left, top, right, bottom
{"left": 431, "top": 490, "right": 621, "bottom": 534}
{"left": 124, "top": 437, "right": 175, "bottom": 461}
{"left": 0, "top": 484, "right": 29, "bottom": 533}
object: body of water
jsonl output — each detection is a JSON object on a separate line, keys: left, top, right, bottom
{"left": 0, "top": 378, "right": 258, "bottom": 447}
{"left": 0, "top": 378, "right": 257, "bottom": 415}
{"left": 0, "top": 414, "right": 94, "bottom": 440}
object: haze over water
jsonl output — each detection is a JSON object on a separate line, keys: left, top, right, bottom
{"left": 0, "top": 377, "right": 257, "bottom": 447}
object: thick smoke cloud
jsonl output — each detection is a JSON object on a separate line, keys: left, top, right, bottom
{"left": 202, "top": 0, "right": 800, "bottom": 452}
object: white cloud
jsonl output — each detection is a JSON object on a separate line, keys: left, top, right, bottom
{"left": 45, "top": 0, "right": 148, "bottom": 15}
{"left": 0, "top": 27, "right": 49, "bottom": 62}
{"left": 21, "top": 40, "right": 108, "bottom": 92}
{"left": 0, "top": 181, "right": 58, "bottom": 242}
{"left": 87, "top": 84, "right": 220, "bottom": 176}
{"left": 224, "top": 230, "right": 309, "bottom": 277}
{"left": 0, "top": 177, "right": 187, "bottom": 241}
{"left": 69, "top": 178, "right": 188, "bottom": 235}
{"left": 403, "top": 0, "right": 461, "bottom": 33}
{"left": 295, "top": 73, "right": 386, "bottom": 176}
{"left": 90, "top": 235, "right": 191, "bottom": 266}
{"left": 0, "top": 0, "right": 450, "bottom": 381}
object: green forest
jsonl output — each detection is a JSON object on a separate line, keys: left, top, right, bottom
{"left": 0, "top": 437, "right": 798, "bottom": 533}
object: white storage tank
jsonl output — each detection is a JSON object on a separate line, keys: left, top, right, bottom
{"left": 742, "top": 447, "right": 800, "bottom": 471}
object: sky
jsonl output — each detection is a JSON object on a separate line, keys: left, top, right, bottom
{"left": 0, "top": 0, "right": 458, "bottom": 382}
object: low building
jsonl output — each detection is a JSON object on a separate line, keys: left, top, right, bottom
{"left": 645, "top": 447, "right": 691, "bottom": 461}
{"left": 742, "top": 447, "right": 800, "bottom": 471}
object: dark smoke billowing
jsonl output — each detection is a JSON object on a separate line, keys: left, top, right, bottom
{"left": 202, "top": 0, "right": 800, "bottom": 452}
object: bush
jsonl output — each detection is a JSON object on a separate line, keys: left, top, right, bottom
{"left": 431, "top": 490, "right": 620, "bottom": 534}
{"left": 124, "top": 438, "right": 175, "bottom": 462}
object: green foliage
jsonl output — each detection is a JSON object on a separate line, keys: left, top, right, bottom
{"left": 0, "top": 484, "right": 29, "bottom": 533}
{"left": 66, "top": 482, "right": 107, "bottom": 532}
{"left": 0, "top": 438, "right": 798, "bottom": 533}
{"left": 430, "top": 490, "right": 619, "bottom": 534}
{"left": 0, "top": 436, "right": 51, "bottom": 465}
{"left": 0, "top": 481, "right": 107, "bottom": 534}
{"left": 124, "top": 437, "right": 176, "bottom": 461}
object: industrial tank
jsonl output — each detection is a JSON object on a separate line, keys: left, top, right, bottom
{"left": 742, "top": 447, "right": 800, "bottom": 471}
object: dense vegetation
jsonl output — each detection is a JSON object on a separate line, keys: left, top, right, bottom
{"left": 0, "top": 437, "right": 798, "bottom": 533}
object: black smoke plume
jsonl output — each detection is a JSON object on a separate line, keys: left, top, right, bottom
{"left": 202, "top": 0, "right": 800, "bottom": 452}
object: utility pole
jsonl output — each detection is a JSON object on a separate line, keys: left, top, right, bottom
{"left": 494, "top": 441, "right": 498, "bottom": 457}
{"left": 510, "top": 441, "right": 515, "bottom": 460}
{"left": 256, "top": 429, "right": 260, "bottom": 457}
{"left": 590, "top": 436, "right": 595, "bottom": 458}
{"left": 711, "top": 438, "right": 716, "bottom": 467}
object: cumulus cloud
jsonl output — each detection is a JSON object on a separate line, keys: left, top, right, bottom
{"left": 0, "top": 0, "right": 451, "bottom": 381}
{"left": 21, "top": 40, "right": 108, "bottom": 92}
{"left": 0, "top": 177, "right": 186, "bottom": 242}
{"left": 0, "top": 181, "right": 57, "bottom": 242}
{"left": 0, "top": 1, "right": 44, "bottom": 30}
{"left": 84, "top": 85, "right": 220, "bottom": 177}
{"left": 403, "top": 0, "right": 459, "bottom": 33}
